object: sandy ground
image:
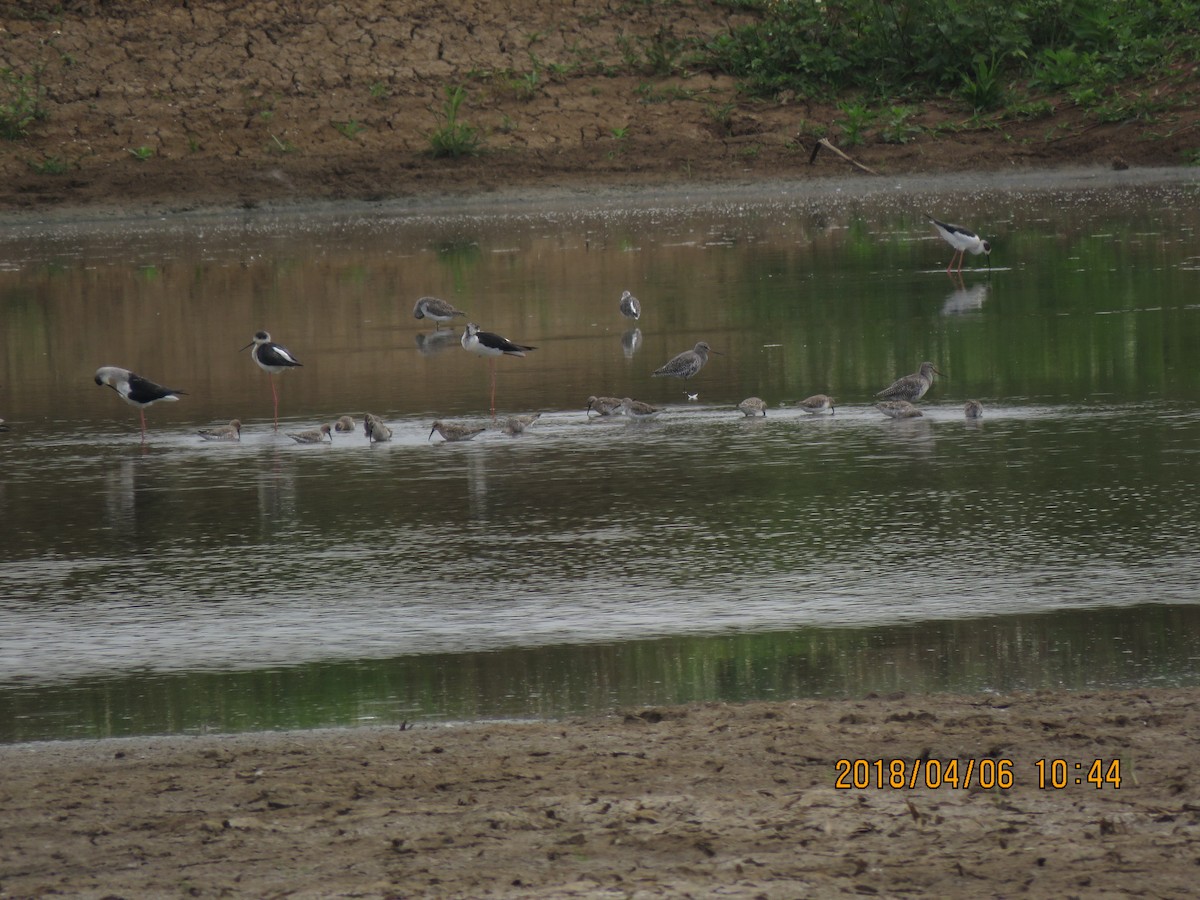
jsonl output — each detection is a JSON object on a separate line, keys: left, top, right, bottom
{"left": 3, "top": 690, "right": 1200, "bottom": 897}
{"left": 2, "top": 0, "right": 1197, "bottom": 216}
{"left": 4, "top": 2, "right": 1200, "bottom": 896}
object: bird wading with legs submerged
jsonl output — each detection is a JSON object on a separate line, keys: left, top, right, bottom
{"left": 461, "top": 322, "right": 536, "bottom": 417}
{"left": 928, "top": 215, "right": 991, "bottom": 274}
{"left": 94, "top": 366, "right": 186, "bottom": 442}
{"left": 241, "top": 331, "right": 302, "bottom": 429}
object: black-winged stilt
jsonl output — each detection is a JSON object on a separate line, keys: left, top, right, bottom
{"left": 797, "top": 394, "right": 835, "bottom": 415}
{"left": 94, "top": 366, "right": 186, "bottom": 440}
{"left": 429, "top": 420, "right": 485, "bottom": 442}
{"left": 928, "top": 215, "right": 991, "bottom": 274}
{"left": 461, "top": 322, "right": 536, "bottom": 416}
{"left": 241, "top": 331, "right": 302, "bottom": 429}
{"left": 619, "top": 290, "right": 641, "bottom": 320}
{"left": 877, "top": 400, "right": 924, "bottom": 419}
{"left": 737, "top": 397, "right": 767, "bottom": 417}
{"left": 198, "top": 419, "right": 242, "bottom": 441}
{"left": 413, "top": 296, "right": 468, "bottom": 330}
{"left": 876, "top": 362, "right": 943, "bottom": 403}
{"left": 652, "top": 341, "right": 719, "bottom": 380}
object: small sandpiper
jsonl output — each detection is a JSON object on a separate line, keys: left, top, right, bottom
{"left": 94, "top": 366, "right": 186, "bottom": 440}
{"left": 797, "top": 394, "right": 835, "bottom": 415}
{"left": 652, "top": 341, "right": 719, "bottom": 380}
{"left": 287, "top": 423, "right": 333, "bottom": 443}
{"left": 964, "top": 400, "right": 984, "bottom": 419}
{"left": 334, "top": 415, "right": 357, "bottom": 433}
{"left": 429, "top": 420, "right": 485, "bottom": 442}
{"left": 876, "top": 401, "right": 924, "bottom": 419}
{"left": 876, "top": 361, "right": 943, "bottom": 403}
{"left": 503, "top": 412, "right": 542, "bottom": 435}
{"left": 413, "top": 296, "right": 468, "bottom": 330}
{"left": 363, "top": 413, "right": 392, "bottom": 442}
{"left": 737, "top": 397, "right": 767, "bottom": 417}
{"left": 619, "top": 289, "right": 641, "bottom": 320}
{"left": 586, "top": 396, "right": 624, "bottom": 417}
{"left": 619, "top": 397, "right": 662, "bottom": 421}
{"left": 198, "top": 419, "right": 242, "bottom": 441}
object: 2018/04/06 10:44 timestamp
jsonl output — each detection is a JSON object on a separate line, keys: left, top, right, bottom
{"left": 834, "top": 758, "right": 1123, "bottom": 790}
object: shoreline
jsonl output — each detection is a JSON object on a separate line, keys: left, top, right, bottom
{"left": 3, "top": 688, "right": 1199, "bottom": 896}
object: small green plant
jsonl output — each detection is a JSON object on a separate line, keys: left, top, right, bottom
{"left": 610, "top": 125, "right": 629, "bottom": 140}
{"left": 28, "top": 155, "right": 67, "bottom": 174}
{"left": 0, "top": 67, "right": 47, "bottom": 140}
{"left": 705, "top": 101, "right": 736, "bottom": 136}
{"left": 427, "top": 85, "right": 483, "bottom": 158}
{"left": 834, "top": 101, "right": 873, "bottom": 147}
{"left": 959, "top": 55, "right": 1005, "bottom": 113}
{"left": 877, "top": 106, "right": 922, "bottom": 144}
{"left": 127, "top": 146, "right": 155, "bottom": 161}
{"left": 369, "top": 82, "right": 389, "bottom": 101}
{"left": 333, "top": 119, "right": 365, "bottom": 139}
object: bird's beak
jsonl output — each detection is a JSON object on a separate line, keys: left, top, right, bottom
{"left": 239, "top": 341, "right": 253, "bottom": 352}
{"left": 709, "top": 348, "right": 724, "bottom": 355}
{"left": 428, "top": 426, "right": 436, "bottom": 440}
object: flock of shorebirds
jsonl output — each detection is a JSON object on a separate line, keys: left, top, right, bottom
{"left": 90, "top": 215, "right": 991, "bottom": 442}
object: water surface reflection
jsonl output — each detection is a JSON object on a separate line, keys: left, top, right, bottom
{"left": 2, "top": 171, "right": 1200, "bottom": 742}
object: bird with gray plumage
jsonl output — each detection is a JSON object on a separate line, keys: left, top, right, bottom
{"left": 429, "top": 420, "right": 485, "bottom": 442}
{"left": 198, "top": 419, "right": 242, "bottom": 442}
{"left": 652, "top": 341, "right": 719, "bottom": 380}
{"left": 797, "top": 394, "right": 835, "bottom": 415}
{"left": 412, "top": 296, "right": 467, "bottom": 330}
{"left": 334, "top": 415, "right": 357, "bottom": 433}
{"left": 619, "top": 398, "right": 662, "bottom": 421}
{"left": 287, "top": 423, "right": 333, "bottom": 443}
{"left": 363, "top": 413, "right": 392, "bottom": 442}
{"left": 503, "top": 412, "right": 542, "bottom": 436}
{"left": 964, "top": 400, "right": 984, "bottom": 419}
{"left": 586, "top": 396, "right": 623, "bottom": 417}
{"left": 876, "top": 361, "right": 943, "bottom": 403}
{"left": 619, "top": 290, "right": 641, "bottom": 320}
{"left": 737, "top": 397, "right": 767, "bottom": 417}
{"left": 876, "top": 401, "right": 924, "bottom": 419}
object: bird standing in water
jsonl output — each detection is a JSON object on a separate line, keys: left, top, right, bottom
{"left": 94, "top": 366, "right": 186, "bottom": 442}
{"left": 413, "top": 296, "right": 468, "bottom": 330}
{"left": 928, "top": 215, "right": 991, "bottom": 274}
{"left": 241, "top": 331, "right": 302, "bottom": 429}
{"left": 797, "top": 394, "right": 835, "bottom": 415}
{"left": 619, "top": 290, "right": 641, "bottom": 321}
{"left": 198, "top": 419, "right": 242, "bottom": 442}
{"left": 876, "top": 362, "right": 943, "bottom": 403}
{"left": 461, "top": 322, "right": 536, "bottom": 417}
{"left": 652, "top": 341, "right": 719, "bottom": 380}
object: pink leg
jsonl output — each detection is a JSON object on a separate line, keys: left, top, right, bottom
{"left": 139, "top": 409, "right": 147, "bottom": 442}
{"left": 489, "top": 360, "right": 497, "bottom": 418}
{"left": 270, "top": 377, "right": 280, "bottom": 429}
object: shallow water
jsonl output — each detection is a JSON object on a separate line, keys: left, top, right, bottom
{"left": 3, "top": 170, "right": 1200, "bottom": 742}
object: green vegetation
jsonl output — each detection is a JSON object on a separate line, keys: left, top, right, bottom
{"left": 126, "top": 145, "right": 155, "bottom": 161}
{"left": 427, "top": 85, "right": 484, "bottom": 158}
{"left": 703, "top": 0, "right": 1200, "bottom": 119}
{"left": 0, "top": 66, "right": 47, "bottom": 139}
